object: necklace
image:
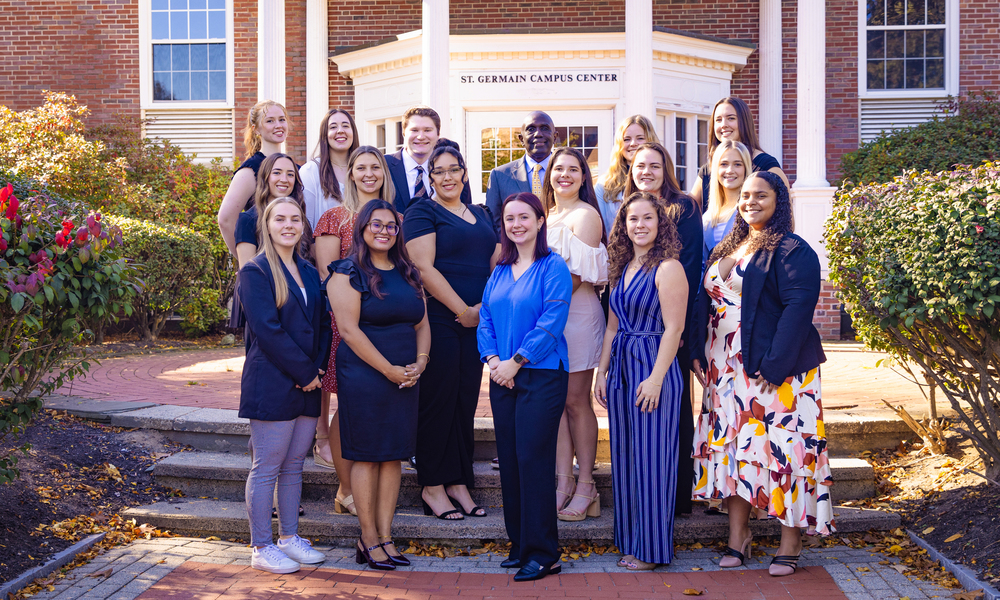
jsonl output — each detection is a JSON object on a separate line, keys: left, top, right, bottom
{"left": 628, "top": 256, "right": 644, "bottom": 272}
{"left": 438, "top": 200, "right": 468, "bottom": 218}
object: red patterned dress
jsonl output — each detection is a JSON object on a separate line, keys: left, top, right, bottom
{"left": 314, "top": 206, "right": 356, "bottom": 393}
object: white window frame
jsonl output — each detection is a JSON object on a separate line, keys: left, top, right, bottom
{"left": 138, "top": 0, "right": 235, "bottom": 109}
{"left": 857, "top": 0, "right": 959, "bottom": 99}
{"left": 659, "top": 111, "right": 710, "bottom": 194}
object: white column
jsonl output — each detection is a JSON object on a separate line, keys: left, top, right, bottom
{"left": 758, "top": 0, "right": 782, "bottom": 164}
{"left": 794, "top": 0, "right": 828, "bottom": 188}
{"left": 624, "top": 0, "right": 654, "bottom": 121}
{"left": 305, "top": 0, "right": 328, "bottom": 157}
{"left": 422, "top": 0, "right": 450, "bottom": 137}
{"left": 257, "top": 0, "right": 285, "bottom": 105}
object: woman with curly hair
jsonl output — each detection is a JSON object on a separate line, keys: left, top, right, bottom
{"left": 594, "top": 191, "right": 689, "bottom": 570}
{"left": 594, "top": 115, "right": 660, "bottom": 233}
{"left": 691, "top": 171, "right": 833, "bottom": 577}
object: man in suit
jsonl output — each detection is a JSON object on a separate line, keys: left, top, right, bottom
{"left": 485, "top": 111, "right": 555, "bottom": 231}
{"left": 385, "top": 106, "right": 471, "bottom": 214}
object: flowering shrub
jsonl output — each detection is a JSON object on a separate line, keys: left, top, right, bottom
{"left": 825, "top": 163, "right": 1000, "bottom": 479}
{"left": 111, "top": 216, "right": 213, "bottom": 341}
{"left": 1, "top": 183, "right": 139, "bottom": 483}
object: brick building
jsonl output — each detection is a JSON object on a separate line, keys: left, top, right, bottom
{"left": 2, "top": 0, "right": 996, "bottom": 338}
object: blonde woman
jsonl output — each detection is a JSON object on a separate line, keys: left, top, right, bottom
{"left": 595, "top": 115, "right": 660, "bottom": 233}
{"left": 238, "top": 197, "right": 330, "bottom": 574}
{"left": 300, "top": 109, "right": 360, "bottom": 230}
{"left": 311, "top": 146, "right": 396, "bottom": 516}
{"left": 703, "top": 140, "right": 752, "bottom": 259}
{"left": 218, "top": 100, "right": 289, "bottom": 254}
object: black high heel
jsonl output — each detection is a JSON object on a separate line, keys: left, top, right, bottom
{"left": 421, "top": 499, "right": 464, "bottom": 520}
{"left": 379, "top": 537, "right": 411, "bottom": 566}
{"left": 355, "top": 540, "right": 395, "bottom": 570}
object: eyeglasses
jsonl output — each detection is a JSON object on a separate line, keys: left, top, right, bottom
{"left": 430, "top": 166, "right": 464, "bottom": 177}
{"left": 368, "top": 221, "right": 399, "bottom": 235}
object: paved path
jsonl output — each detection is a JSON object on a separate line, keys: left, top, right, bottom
{"left": 57, "top": 342, "right": 946, "bottom": 420}
{"left": 23, "top": 537, "right": 958, "bottom": 600}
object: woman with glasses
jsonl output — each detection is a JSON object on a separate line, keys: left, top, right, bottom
{"left": 404, "top": 141, "right": 500, "bottom": 520}
{"left": 328, "top": 199, "right": 430, "bottom": 570}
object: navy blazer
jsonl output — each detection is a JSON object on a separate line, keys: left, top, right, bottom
{"left": 485, "top": 157, "right": 533, "bottom": 232}
{"left": 385, "top": 149, "right": 471, "bottom": 215}
{"left": 693, "top": 233, "right": 825, "bottom": 385}
{"left": 238, "top": 253, "right": 332, "bottom": 421}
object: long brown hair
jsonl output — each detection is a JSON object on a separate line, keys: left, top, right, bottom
{"left": 623, "top": 142, "right": 697, "bottom": 222}
{"left": 253, "top": 153, "right": 312, "bottom": 256}
{"left": 607, "top": 192, "right": 682, "bottom": 288}
{"left": 348, "top": 200, "right": 423, "bottom": 300}
{"left": 312, "top": 108, "right": 360, "bottom": 201}
{"left": 257, "top": 197, "right": 306, "bottom": 309}
{"left": 540, "top": 147, "right": 606, "bottom": 244}
{"left": 709, "top": 97, "right": 763, "bottom": 158}
{"left": 242, "top": 100, "right": 288, "bottom": 160}
{"left": 598, "top": 115, "right": 660, "bottom": 203}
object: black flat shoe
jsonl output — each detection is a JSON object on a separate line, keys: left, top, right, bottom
{"left": 355, "top": 540, "right": 395, "bottom": 571}
{"left": 500, "top": 556, "right": 521, "bottom": 569}
{"left": 422, "top": 499, "right": 464, "bottom": 520}
{"left": 513, "top": 560, "right": 561, "bottom": 582}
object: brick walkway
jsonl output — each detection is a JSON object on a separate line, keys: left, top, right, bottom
{"left": 24, "top": 537, "right": 957, "bottom": 600}
{"left": 56, "top": 343, "right": 945, "bottom": 419}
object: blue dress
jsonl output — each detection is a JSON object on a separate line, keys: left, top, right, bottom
{"left": 334, "top": 258, "right": 426, "bottom": 462}
{"left": 607, "top": 264, "right": 683, "bottom": 565}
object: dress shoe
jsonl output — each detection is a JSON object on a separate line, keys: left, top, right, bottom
{"left": 513, "top": 560, "right": 561, "bottom": 582}
{"left": 500, "top": 556, "right": 521, "bottom": 569}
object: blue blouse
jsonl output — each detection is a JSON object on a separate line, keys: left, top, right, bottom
{"left": 594, "top": 183, "right": 622, "bottom": 235}
{"left": 478, "top": 252, "right": 572, "bottom": 371}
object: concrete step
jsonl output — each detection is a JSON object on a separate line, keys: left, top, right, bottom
{"left": 122, "top": 498, "right": 900, "bottom": 548}
{"left": 154, "top": 452, "right": 877, "bottom": 504}
{"left": 103, "top": 402, "right": 914, "bottom": 458}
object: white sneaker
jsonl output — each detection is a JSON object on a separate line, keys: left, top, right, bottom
{"left": 277, "top": 535, "right": 325, "bottom": 564}
{"left": 252, "top": 544, "right": 300, "bottom": 574}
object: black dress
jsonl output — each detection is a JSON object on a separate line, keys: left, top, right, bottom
{"left": 237, "top": 151, "right": 267, "bottom": 211}
{"left": 334, "top": 258, "right": 425, "bottom": 462}
{"left": 402, "top": 199, "right": 497, "bottom": 487}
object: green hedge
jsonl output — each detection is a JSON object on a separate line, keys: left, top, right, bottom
{"left": 112, "top": 216, "right": 213, "bottom": 341}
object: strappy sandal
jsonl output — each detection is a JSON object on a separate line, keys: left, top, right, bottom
{"left": 719, "top": 534, "right": 753, "bottom": 568}
{"left": 335, "top": 490, "right": 357, "bottom": 516}
{"left": 769, "top": 553, "right": 800, "bottom": 577}
{"left": 556, "top": 473, "right": 575, "bottom": 511}
{"left": 313, "top": 434, "right": 335, "bottom": 470}
{"left": 557, "top": 480, "right": 600, "bottom": 522}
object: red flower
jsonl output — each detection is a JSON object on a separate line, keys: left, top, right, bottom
{"left": 0, "top": 183, "right": 10, "bottom": 205}
{"left": 975, "top": 225, "right": 985, "bottom": 234}
{"left": 0, "top": 238, "right": 7, "bottom": 253}
{"left": 4, "top": 193, "right": 18, "bottom": 220}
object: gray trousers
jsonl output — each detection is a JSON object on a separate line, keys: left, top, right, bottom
{"left": 246, "top": 416, "right": 317, "bottom": 547}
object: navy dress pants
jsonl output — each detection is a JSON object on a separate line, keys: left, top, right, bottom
{"left": 490, "top": 367, "right": 568, "bottom": 567}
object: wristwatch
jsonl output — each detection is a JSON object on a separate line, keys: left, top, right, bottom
{"left": 513, "top": 353, "right": 528, "bottom": 366}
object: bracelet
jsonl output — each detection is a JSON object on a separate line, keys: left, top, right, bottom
{"left": 456, "top": 306, "right": 470, "bottom": 318}
{"left": 418, "top": 353, "right": 430, "bottom": 361}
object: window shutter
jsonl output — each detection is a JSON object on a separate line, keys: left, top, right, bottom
{"left": 141, "top": 108, "right": 235, "bottom": 164}
{"left": 859, "top": 98, "right": 947, "bottom": 142}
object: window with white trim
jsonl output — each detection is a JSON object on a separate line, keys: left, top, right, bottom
{"left": 864, "top": 0, "right": 945, "bottom": 91}
{"left": 661, "top": 113, "right": 709, "bottom": 192}
{"left": 151, "top": 0, "right": 227, "bottom": 101}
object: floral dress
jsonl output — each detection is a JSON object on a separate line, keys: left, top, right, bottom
{"left": 692, "top": 258, "right": 835, "bottom": 535}
{"left": 314, "top": 206, "right": 356, "bottom": 394}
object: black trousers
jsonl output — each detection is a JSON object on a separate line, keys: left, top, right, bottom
{"left": 415, "top": 319, "right": 481, "bottom": 487}
{"left": 674, "top": 347, "right": 695, "bottom": 515}
{"left": 491, "top": 367, "right": 568, "bottom": 567}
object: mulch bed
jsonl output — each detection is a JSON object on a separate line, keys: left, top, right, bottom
{"left": 0, "top": 410, "right": 182, "bottom": 584}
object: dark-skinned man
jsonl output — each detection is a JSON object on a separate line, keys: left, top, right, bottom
{"left": 485, "top": 111, "right": 555, "bottom": 232}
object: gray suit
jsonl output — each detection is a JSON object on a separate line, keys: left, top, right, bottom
{"left": 485, "top": 157, "right": 534, "bottom": 232}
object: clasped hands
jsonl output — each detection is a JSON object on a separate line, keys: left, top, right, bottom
{"left": 297, "top": 369, "right": 325, "bottom": 392}
{"left": 385, "top": 354, "right": 429, "bottom": 389}
{"left": 486, "top": 356, "right": 518, "bottom": 389}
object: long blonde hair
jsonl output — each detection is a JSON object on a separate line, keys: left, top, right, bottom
{"left": 705, "top": 140, "right": 752, "bottom": 228}
{"left": 598, "top": 115, "right": 660, "bottom": 204}
{"left": 242, "top": 100, "right": 289, "bottom": 159}
{"left": 341, "top": 146, "right": 395, "bottom": 216}
{"left": 258, "top": 197, "right": 305, "bottom": 309}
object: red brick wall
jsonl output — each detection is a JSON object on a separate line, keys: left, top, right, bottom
{"left": 826, "top": 0, "right": 859, "bottom": 183}
{"left": 233, "top": 0, "right": 257, "bottom": 162}
{"left": 0, "top": 0, "right": 140, "bottom": 124}
{"left": 284, "top": 0, "right": 308, "bottom": 163}
{"left": 959, "top": 0, "right": 1000, "bottom": 93}
{"left": 813, "top": 280, "right": 841, "bottom": 340}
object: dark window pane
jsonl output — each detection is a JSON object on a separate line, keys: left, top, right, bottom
{"left": 190, "top": 43, "right": 208, "bottom": 70}
{"left": 151, "top": 12, "right": 169, "bottom": 39}
{"left": 208, "top": 10, "right": 225, "bottom": 38}
{"left": 190, "top": 0, "right": 205, "bottom": 8}
{"left": 208, "top": 0, "right": 224, "bottom": 7}
{"left": 208, "top": 43, "right": 225, "bottom": 70}
{"left": 906, "top": 0, "right": 925, "bottom": 24}
{"left": 927, "top": 0, "right": 945, "bottom": 23}
{"left": 209, "top": 71, "right": 226, "bottom": 100}
{"left": 675, "top": 117, "right": 686, "bottom": 141}
{"left": 867, "top": 60, "right": 885, "bottom": 89}
{"left": 170, "top": 0, "right": 186, "bottom": 8}
{"left": 926, "top": 58, "right": 944, "bottom": 87}
{"left": 697, "top": 119, "right": 707, "bottom": 144}
{"left": 868, "top": 30, "right": 885, "bottom": 58}
{"left": 172, "top": 72, "right": 190, "bottom": 100}
{"left": 926, "top": 29, "right": 944, "bottom": 57}
{"left": 567, "top": 126, "right": 582, "bottom": 147}
{"left": 190, "top": 10, "right": 207, "bottom": 38}
{"left": 905, "top": 30, "right": 924, "bottom": 58}
{"left": 152, "top": 0, "right": 168, "bottom": 9}
{"left": 886, "top": 59, "right": 905, "bottom": 88}
{"left": 153, "top": 72, "right": 173, "bottom": 100}
{"left": 553, "top": 127, "right": 568, "bottom": 147}
{"left": 676, "top": 142, "right": 687, "bottom": 165}
{"left": 906, "top": 59, "right": 925, "bottom": 88}
{"left": 170, "top": 10, "right": 187, "bottom": 39}
{"left": 152, "top": 44, "right": 171, "bottom": 71}
{"left": 190, "top": 71, "right": 208, "bottom": 100}
{"left": 887, "top": 0, "right": 906, "bottom": 25}
{"left": 867, "top": 0, "right": 885, "bottom": 25}
{"left": 172, "top": 44, "right": 189, "bottom": 70}
{"left": 583, "top": 126, "right": 598, "bottom": 148}
{"left": 676, "top": 165, "right": 686, "bottom": 191}
{"left": 886, "top": 30, "right": 905, "bottom": 58}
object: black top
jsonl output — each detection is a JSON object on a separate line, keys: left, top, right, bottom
{"left": 699, "top": 152, "right": 781, "bottom": 212}
{"left": 402, "top": 199, "right": 497, "bottom": 320}
{"left": 235, "top": 207, "right": 258, "bottom": 246}
{"left": 236, "top": 151, "right": 267, "bottom": 211}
